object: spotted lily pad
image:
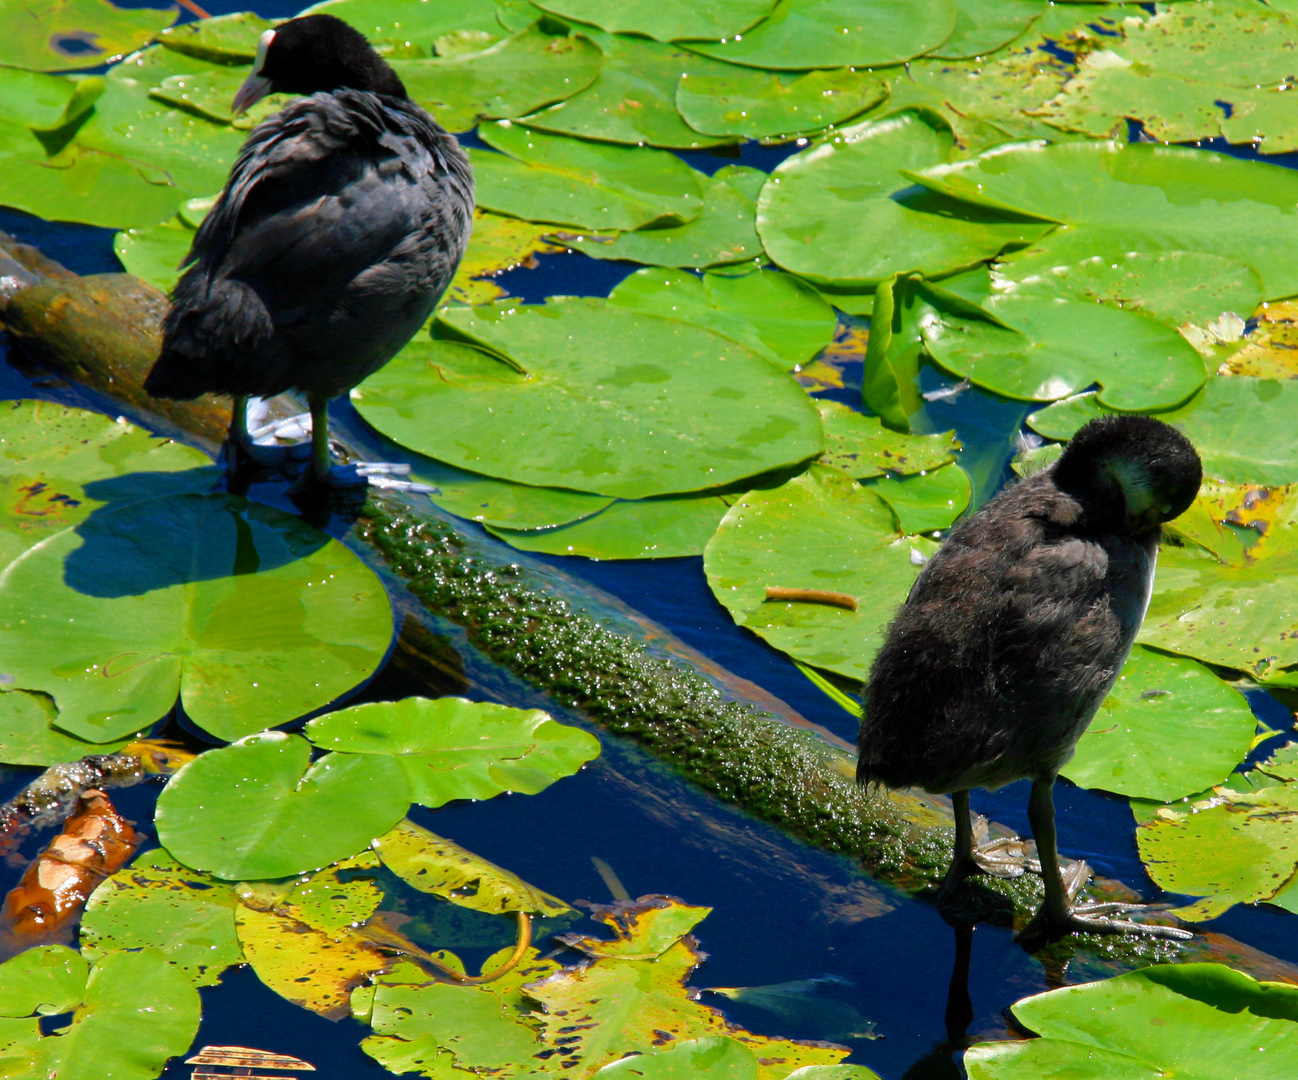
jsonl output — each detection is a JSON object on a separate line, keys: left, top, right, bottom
{"left": 757, "top": 110, "right": 1049, "bottom": 289}
{"left": 816, "top": 401, "right": 959, "bottom": 479}
{"left": 965, "top": 964, "right": 1298, "bottom": 1077}
{"left": 356, "top": 300, "right": 823, "bottom": 498}
{"left": 157, "top": 731, "right": 412, "bottom": 880}
{"left": 703, "top": 465, "right": 935, "bottom": 681}
{"left": 472, "top": 122, "right": 704, "bottom": 231}
{"left": 304, "top": 696, "right": 600, "bottom": 806}
{"left": 0, "top": 0, "right": 175, "bottom": 72}
{"left": 1061, "top": 645, "right": 1256, "bottom": 801}
{"left": 0, "top": 493, "right": 393, "bottom": 743}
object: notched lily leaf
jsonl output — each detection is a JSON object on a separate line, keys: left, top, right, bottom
{"left": 816, "top": 401, "right": 959, "bottom": 480}
{"left": 558, "top": 894, "right": 711, "bottom": 960}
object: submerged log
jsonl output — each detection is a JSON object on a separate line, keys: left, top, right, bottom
{"left": 1, "top": 234, "right": 1288, "bottom": 979}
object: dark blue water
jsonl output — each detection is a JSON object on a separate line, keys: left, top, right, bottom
{"left": 3, "top": 7, "right": 1298, "bottom": 1079}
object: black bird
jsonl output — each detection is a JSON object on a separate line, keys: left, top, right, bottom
{"left": 858, "top": 415, "right": 1201, "bottom": 938}
{"left": 145, "top": 13, "right": 473, "bottom": 490}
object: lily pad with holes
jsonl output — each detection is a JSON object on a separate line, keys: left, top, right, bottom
{"left": 0, "top": 492, "right": 393, "bottom": 744}
{"left": 532, "top": 0, "right": 776, "bottom": 42}
{"left": 391, "top": 24, "right": 603, "bottom": 133}
{"left": 1028, "top": 377, "right": 1298, "bottom": 487}
{"left": 965, "top": 964, "right": 1298, "bottom": 1078}
{"left": 489, "top": 491, "right": 731, "bottom": 559}
{"left": 676, "top": 66, "right": 888, "bottom": 143}
{"left": 607, "top": 266, "right": 836, "bottom": 370}
{"left": 472, "top": 122, "right": 704, "bottom": 231}
{"left": 757, "top": 110, "right": 1049, "bottom": 289}
{"left": 816, "top": 401, "right": 959, "bottom": 479}
{"left": 907, "top": 140, "right": 1298, "bottom": 301}
{"left": 304, "top": 697, "right": 599, "bottom": 806}
{"left": 703, "top": 465, "right": 935, "bottom": 681}
{"left": 356, "top": 300, "right": 823, "bottom": 499}
{"left": 1061, "top": 645, "right": 1256, "bottom": 802}
{"left": 157, "top": 732, "right": 412, "bottom": 880}
{"left": 523, "top": 33, "right": 741, "bottom": 149}
{"left": 688, "top": 0, "right": 958, "bottom": 71}
{"left": 569, "top": 165, "right": 765, "bottom": 269}
{"left": 0, "top": 0, "right": 175, "bottom": 72}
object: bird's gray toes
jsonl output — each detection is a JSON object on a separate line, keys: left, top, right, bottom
{"left": 1066, "top": 909, "right": 1194, "bottom": 940}
{"left": 328, "top": 463, "right": 435, "bottom": 493}
{"left": 970, "top": 836, "right": 1042, "bottom": 879}
{"left": 249, "top": 411, "right": 313, "bottom": 444}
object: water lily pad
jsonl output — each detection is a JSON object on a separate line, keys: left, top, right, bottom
{"left": 688, "top": 0, "right": 958, "bottom": 71}
{"left": 965, "top": 964, "right": 1298, "bottom": 1078}
{"left": 0, "top": 492, "right": 393, "bottom": 744}
{"left": 918, "top": 281, "right": 1206, "bottom": 409}
{"left": 81, "top": 851, "right": 242, "bottom": 987}
{"left": 0, "top": 66, "right": 84, "bottom": 129}
{"left": 607, "top": 266, "right": 836, "bottom": 369}
{"left": 703, "top": 465, "right": 935, "bottom": 681}
{"left": 489, "top": 491, "right": 731, "bottom": 559}
{"left": 392, "top": 24, "right": 602, "bottom": 133}
{"left": 0, "top": 944, "right": 86, "bottom": 1017}
{"left": 1028, "top": 377, "right": 1298, "bottom": 487}
{"left": 533, "top": 0, "right": 775, "bottom": 42}
{"left": 373, "top": 818, "right": 570, "bottom": 916}
{"left": 406, "top": 457, "right": 613, "bottom": 529}
{"left": 757, "top": 110, "right": 1049, "bottom": 289}
{"left": 862, "top": 463, "right": 970, "bottom": 534}
{"left": 448, "top": 209, "right": 565, "bottom": 304}
{"left": 303, "top": 0, "right": 507, "bottom": 56}
{"left": 524, "top": 33, "right": 741, "bottom": 149}
{"left": 908, "top": 140, "right": 1298, "bottom": 301}
{"left": 0, "top": 0, "right": 175, "bottom": 72}
{"left": 1061, "top": 645, "right": 1256, "bottom": 801}
{"left": 157, "top": 731, "right": 412, "bottom": 880}
{"left": 677, "top": 66, "right": 888, "bottom": 143}
{"left": 472, "top": 121, "right": 704, "bottom": 230}
{"left": 859, "top": 273, "right": 942, "bottom": 430}
{"left": 304, "top": 696, "right": 599, "bottom": 806}
{"left": 569, "top": 165, "right": 765, "bottom": 269}
{"left": 357, "top": 300, "right": 823, "bottom": 498}
{"left": 0, "top": 688, "right": 135, "bottom": 764}
{"left": 817, "top": 401, "right": 959, "bottom": 479}
{"left": 996, "top": 244, "right": 1262, "bottom": 330}
{"left": 157, "top": 11, "right": 272, "bottom": 63}
{"left": 933, "top": 0, "right": 1044, "bottom": 60}
{"left": 596, "top": 1037, "right": 761, "bottom": 1079}
{"left": 0, "top": 400, "right": 213, "bottom": 572}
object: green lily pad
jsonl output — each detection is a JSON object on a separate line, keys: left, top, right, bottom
{"left": 703, "top": 465, "right": 935, "bottom": 681}
{"left": 157, "top": 11, "right": 273, "bottom": 63}
{"left": 0, "top": 0, "right": 175, "bottom": 72}
{"left": 1137, "top": 481, "right": 1298, "bottom": 680}
{"left": 569, "top": 165, "right": 765, "bottom": 269}
{"left": 0, "top": 945, "right": 87, "bottom": 1017}
{"left": 907, "top": 140, "right": 1298, "bottom": 301}
{"left": 862, "top": 463, "right": 971, "bottom": 534}
{"left": 356, "top": 300, "right": 823, "bottom": 498}
{"left": 688, "top": 0, "right": 958, "bottom": 71}
{"left": 965, "top": 964, "right": 1298, "bottom": 1078}
{"left": 488, "top": 491, "right": 731, "bottom": 559}
{"left": 816, "top": 400, "right": 959, "bottom": 479}
{"left": 595, "top": 1037, "right": 761, "bottom": 1079}
{"left": 1028, "top": 377, "right": 1298, "bottom": 487}
{"left": 391, "top": 24, "right": 602, "bottom": 133}
{"left": 302, "top": 0, "right": 507, "bottom": 56}
{"left": 0, "top": 400, "right": 214, "bottom": 572}
{"left": 15, "top": 949, "right": 201, "bottom": 1080}
{"left": 114, "top": 202, "right": 199, "bottom": 293}
{"left": 0, "top": 492, "right": 393, "bottom": 744}
{"left": 523, "top": 33, "right": 741, "bottom": 149}
{"left": 858, "top": 274, "right": 943, "bottom": 430}
{"left": 676, "top": 66, "right": 888, "bottom": 143}
{"left": 147, "top": 63, "right": 290, "bottom": 128}
{"left": 918, "top": 281, "right": 1207, "bottom": 409}
{"left": 0, "top": 688, "right": 135, "bottom": 763}
{"left": 607, "top": 266, "right": 837, "bottom": 369}
{"left": 1061, "top": 645, "right": 1256, "bottom": 801}
{"left": 933, "top": 0, "right": 1045, "bottom": 60}
{"left": 81, "top": 851, "right": 242, "bottom": 987}
{"left": 157, "top": 731, "right": 412, "bottom": 880}
{"left": 532, "top": 0, "right": 775, "bottom": 42}
{"left": 757, "top": 110, "right": 1049, "bottom": 289}
{"left": 995, "top": 244, "right": 1263, "bottom": 329}
{"left": 0, "top": 66, "right": 85, "bottom": 129}
{"left": 303, "top": 696, "right": 600, "bottom": 806}
{"left": 472, "top": 121, "right": 704, "bottom": 230}
{"left": 408, "top": 457, "right": 614, "bottom": 529}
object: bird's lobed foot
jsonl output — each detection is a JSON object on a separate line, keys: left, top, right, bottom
{"left": 970, "top": 836, "right": 1042, "bottom": 880}
{"left": 289, "top": 460, "right": 436, "bottom": 495}
{"left": 1019, "top": 900, "right": 1192, "bottom": 942}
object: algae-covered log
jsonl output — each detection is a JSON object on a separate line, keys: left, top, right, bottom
{"left": 3, "top": 238, "right": 1287, "bottom": 978}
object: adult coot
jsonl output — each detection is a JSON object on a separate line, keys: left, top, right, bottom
{"left": 145, "top": 13, "right": 473, "bottom": 491}
{"left": 858, "top": 415, "right": 1201, "bottom": 938}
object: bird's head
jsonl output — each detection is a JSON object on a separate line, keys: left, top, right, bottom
{"left": 1052, "top": 414, "right": 1202, "bottom": 535}
{"left": 233, "top": 13, "right": 406, "bottom": 115}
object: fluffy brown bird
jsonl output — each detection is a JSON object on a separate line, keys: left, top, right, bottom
{"left": 858, "top": 415, "right": 1201, "bottom": 938}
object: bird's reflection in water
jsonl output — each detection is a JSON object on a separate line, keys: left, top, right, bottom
{"left": 900, "top": 917, "right": 975, "bottom": 1080}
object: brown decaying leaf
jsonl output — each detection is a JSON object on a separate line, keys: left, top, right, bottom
{"left": 1218, "top": 300, "right": 1298, "bottom": 379}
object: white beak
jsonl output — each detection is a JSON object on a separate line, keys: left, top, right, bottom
{"left": 233, "top": 28, "right": 275, "bottom": 115}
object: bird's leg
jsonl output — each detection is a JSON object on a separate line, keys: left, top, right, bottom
{"left": 225, "top": 394, "right": 305, "bottom": 470}
{"left": 936, "top": 790, "right": 978, "bottom": 901}
{"left": 287, "top": 394, "right": 434, "bottom": 494}
{"left": 1022, "top": 775, "right": 1192, "bottom": 941}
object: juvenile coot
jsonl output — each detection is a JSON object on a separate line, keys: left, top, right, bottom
{"left": 858, "top": 415, "right": 1201, "bottom": 938}
{"left": 144, "top": 13, "right": 473, "bottom": 490}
